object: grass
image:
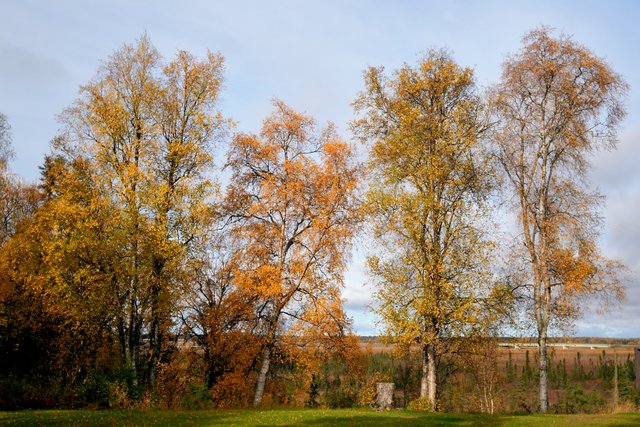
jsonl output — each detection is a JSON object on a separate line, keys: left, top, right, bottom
{"left": 1, "top": 408, "right": 640, "bottom": 426}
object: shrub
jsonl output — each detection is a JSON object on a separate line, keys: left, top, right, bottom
{"left": 407, "top": 396, "right": 434, "bottom": 412}
{"left": 181, "top": 383, "right": 212, "bottom": 410}
{"left": 326, "top": 388, "right": 357, "bottom": 408}
{"left": 562, "top": 384, "right": 604, "bottom": 414}
{"left": 107, "top": 381, "right": 130, "bottom": 409}
{"left": 210, "top": 372, "right": 253, "bottom": 408}
{"left": 77, "top": 372, "right": 109, "bottom": 407}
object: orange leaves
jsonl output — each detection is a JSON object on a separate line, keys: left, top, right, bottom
{"left": 226, "top": 101, "right": 358, "bottom": 312}
{"left": 210, "top": 371, "right": 256, "bottom": 408}
{"left": 494, "top": 26, "right": 628, "bottom": 308}
{"left": 495, "top": 27, "right": 627, "bottom": 158}
{"left": 548, "top": 239, "right": 601, "bottom": 294}
{"left": 494, "top": 28, "right": 628, "bottom": 412}
{"left": 225, "top": 101, "right": 359, "bottom": 404}
{"left": 235, "top": 264, "right": 283, "bottom": 297}
{"left": 320, "top": 126, "right": 348, "bottom": 156}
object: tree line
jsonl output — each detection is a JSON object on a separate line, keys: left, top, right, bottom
{"left": 0, "top": 27, "right": 629, "bottom": 412}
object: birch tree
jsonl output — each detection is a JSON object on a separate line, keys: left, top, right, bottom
{"left": 59, "top": 35, "right": 226, "bottom": 388}
{"left": 353, "top": 50, "right": 493, "bottom": 409}
{"left": 225, "top": 101, "right": 359, "bottom": 406}
{"left": 492, "top": 27, "right": 628, "bottom": 413}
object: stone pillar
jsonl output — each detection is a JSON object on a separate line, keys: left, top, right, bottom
{"left": 635, "top": 347, "right": 640, "bottom": 390}
{"left": 376, "top": 382, "right": 395, "bottom": 410}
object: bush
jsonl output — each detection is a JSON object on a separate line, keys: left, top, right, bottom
{"left": 107, "top": 381, "right": 130, "bottom": 409}
{"left": 562, "top": 384, "right": 603, "bottom": 414}
{"left": 326, "top": 388, "right": 357, "bottom": 408}
{"left": 180, "top": 383, "right": 211, "bottom": 410}
{"left": 210, "top": 372, "right": 253, "bottom": 408}
{"left": 0, "top": 378, "right": 25, "bottom": 409}
{"left": 77, "top": 372, "right": 109, "bottom": 407}
{"left": 407, "top": 396, "right": 434, "bottom": 412}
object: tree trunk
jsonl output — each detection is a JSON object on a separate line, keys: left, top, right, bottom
{"left": 128, "top": 297, "right": 139, "bottom": 388}
{"left": 118, "top": 314, "right": 127, "bottom": 368}
{"left": 148, "top": 263, "right": 163, "bottom": 389}
{"left": 148, "top": 315, "right": 161, "bottom": 388}
{"left": 420, "top": 343, "right": 437, "bottom": 409}
{"left": 253, "top": 345, "right": 272, "bottom": 407}
{"left": 427, "top": 343, "right": 437, "bottom": 408}
{"left": 420, "top": 344, "right": 429, "bottom": 399}
{"left": 538, "top": 332, "right": 549, "bottom": 413}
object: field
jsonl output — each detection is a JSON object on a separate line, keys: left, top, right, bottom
{"left": 497, "top": 346, "right": 635, "bottom": 367}
{"left": 358, "top": 338, "right": 639, "bottom": 359}
{"left": 2, "top": 408, "right": 640, "bottom": 426}
{"left": 354, "top": 339, "right": 640, "bottom": 413}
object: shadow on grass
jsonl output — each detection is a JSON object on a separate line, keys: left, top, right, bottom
{"left": 2, "top": 409, "right": 640, "bottom": 427}
{"left": 0, "top": 409, "right": 225, "bottom": 427}
{"left": 218, "top": 411, "right": 640, "bottom": 427}
{"left": 598, "top": 415, "right": 640, "bottom": 427}
{"left": 209, "top": 410, "right": 508, "bottom": 427}
{"left": 0, "top": 410, "right": 486, "bottom": 426}
{"left": 273, "top": 413, "right": 506, "bottom": 427}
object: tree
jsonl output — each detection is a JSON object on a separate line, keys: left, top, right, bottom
{"left": 56, "top": 34, "right": 225, "bottom": 389}
{"left": 179, "top": 225, "right": 261, "bottom": 397}
{"left": 0, "top": 154, "right": 120, "bottom": 389}
{"left": 0, "top": 113, "right": 39, "bottom": 246}
{"left": 492, "top": 27, "right": 628, "bottom": 413}
{"left": 225, "top": 101, "right": 360, "bottom": 406}
{"left": 0, "top": 115, "right": 45, "bottom": 390}
{"left": 0, "top": 113, "right": 13, "bottom": 172}
{"left": 0, "top": 36, "right": 226, "bottom": 400}
{"left": 353, "top": 50, "right": 495, "bottom": 409}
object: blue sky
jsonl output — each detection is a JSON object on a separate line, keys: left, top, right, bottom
{"left": 1, "top": 0, "right": 639, "bottom": 337}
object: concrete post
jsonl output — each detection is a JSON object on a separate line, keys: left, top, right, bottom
{"left": 376, "top": 382, "right": 395, "bottom": 410}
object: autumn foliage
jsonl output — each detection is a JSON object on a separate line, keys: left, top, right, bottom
{"left": 0, "top": 28, "right": 630, "bottom": 413}
{"left": 492, "top": 27, "right": 628, "bottom": 413}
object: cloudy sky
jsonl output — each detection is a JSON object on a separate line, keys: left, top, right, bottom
{"left": 1, "top": 0, "right": 638, "bottom": 337}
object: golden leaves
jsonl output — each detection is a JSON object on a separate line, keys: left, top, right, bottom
{"left": 355, "top": 51, "right": 495, "bottom": 366}
{"left": 0, "top": 35, "right": 230, "bottom": 388}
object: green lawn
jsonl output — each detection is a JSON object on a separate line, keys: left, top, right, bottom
{"left": 1, "top": 408, "right": 639, "bottom": 426}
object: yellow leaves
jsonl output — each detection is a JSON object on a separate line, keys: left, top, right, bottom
{"left": 0, "top": 36, "right": 231, "bottom": 388}
{"left": 356, "top": 50, "right": 497, "bottom": 364}
{"left": 357, "top": 54, "right": 484, "bottom": 200}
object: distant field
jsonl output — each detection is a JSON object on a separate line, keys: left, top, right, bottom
{"left": 359, "top": 338, "right": 637, "bottom": 367}
{"left": 501, "top": 346, "right": 635, "bottom": 370}
{"left": 2, "top": 409, "right": 640, "bottom": 426}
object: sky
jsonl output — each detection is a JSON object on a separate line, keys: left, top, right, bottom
{"left": 1, "top": 0, "right": 639, "bottom": 337}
